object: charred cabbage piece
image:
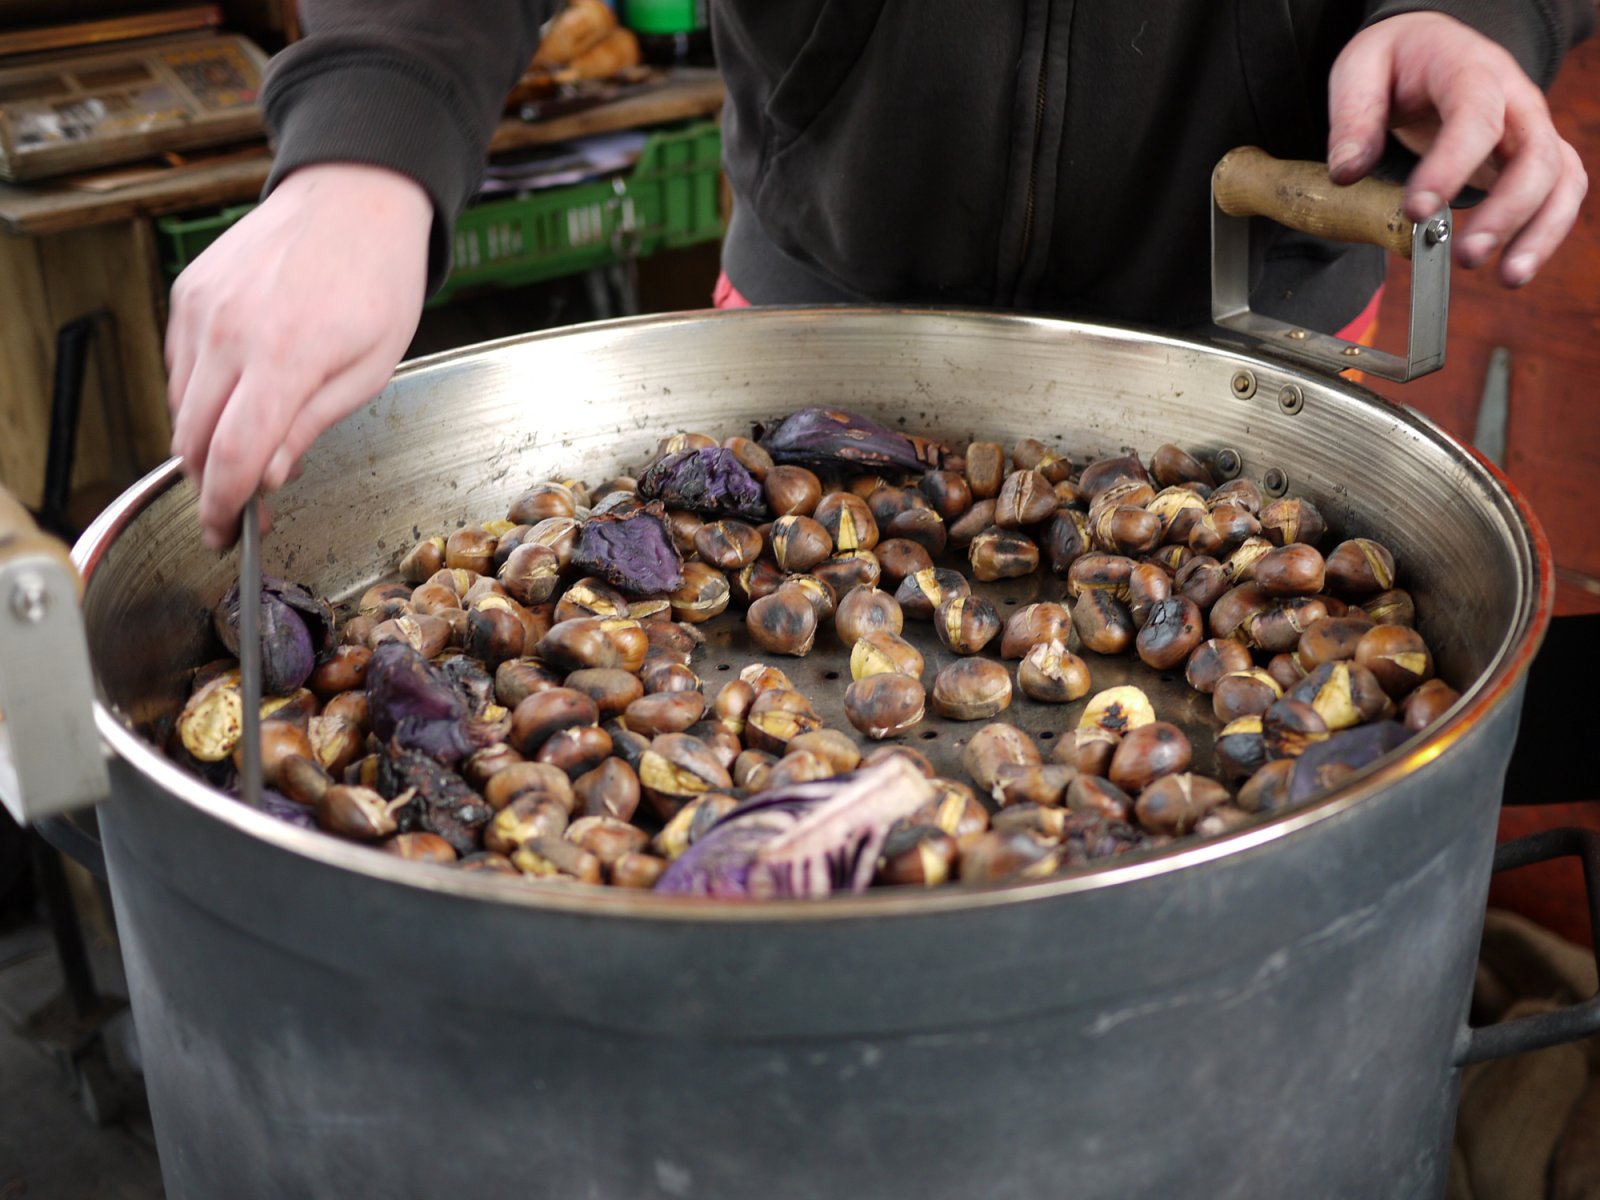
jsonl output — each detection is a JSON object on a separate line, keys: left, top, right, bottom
{"left": 761, "top": 407, "right": 941, "bottom": 474}
{"left": 213, "top": 575, "right": 336, "bottom": 695}
{"left": 655, "top": 758, "right": 934, "bottom": 898}
{"left": 571, "top": 503, "right": 685, "bottom": 595}
{"left": 637, "top": 448, "right": 767, "bottom": 519}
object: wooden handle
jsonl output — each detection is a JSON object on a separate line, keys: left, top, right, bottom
{"left": 0, "top": 487, "right": 80, "bottom": 597}
{"left": 1213, "top": 146, "right": 1414, "bottom": 260}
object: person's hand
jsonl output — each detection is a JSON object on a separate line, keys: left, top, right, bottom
{"left": 166, "top": 162, "right": 433, "bottom": 549}
{"left": 1326, "top": 12, "right": 1587, "bottom": 288}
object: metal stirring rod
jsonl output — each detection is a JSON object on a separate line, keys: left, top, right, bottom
{"left": 238, "top": 495, "right": 262, "bottom": 809}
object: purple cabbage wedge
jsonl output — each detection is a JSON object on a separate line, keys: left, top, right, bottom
{"left": 1288, "top": 720, "right": 1412, "bottom": 804}
{"left": 655, "top": 758, "right": 935, "bottom": 898}
{"left": 637, "top": 447, "right": 767, "bottom": 519}
{"left": 572, "top": 501, "right": 685, "bottom": 595}
{"left": 214, "top": 575, "right": 335, "bottom": 695}
{"left": 366, "top": 642, "right": 500, "bottom": 764}
{"left": 761, "top": 407, "right": 942, "bottom": 474}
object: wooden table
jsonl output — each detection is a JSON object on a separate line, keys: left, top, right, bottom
{"left": 0, "top": 69, "right": 724, "bottom": 515}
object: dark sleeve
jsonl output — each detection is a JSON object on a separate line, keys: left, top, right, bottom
{"left": 1362, "top": 1, "right": 1594, "bottom": 89}
{"left": 260, "top": 0, "right": 558, "bottom": 291}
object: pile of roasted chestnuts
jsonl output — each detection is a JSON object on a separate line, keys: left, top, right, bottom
{"left": 167, "top": 407, "right": 1459, "bottom": 897}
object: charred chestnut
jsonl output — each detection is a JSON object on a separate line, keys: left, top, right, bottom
{"left": 1067, "top": 775, "right": 1135, "bottom": 823}
{"left": 1072, "top": 589, "right": 1135, "bottom": 655}
{"left": 1285, "top": 660, "right": 1389, "bottom": 730}
{"left": 1261, "top": 698, "right": 1330, "bottom": 760}
{"left": 836, "top": 585, "right": 904, "bottom": 647}
{"left": 1067, "top": 552, "right": 1134, "bottom": 601}
{"left": 511, "top": 837, "right": 602, "bottom": 884}
{"left": 1042, "top": 509, "right": 1092, "bottom": 576}
{"left": 730, "top": 559, "right": 787, "bottom": 607}
{"left": 383, "top": 833, "right": 460, "bottom": 864}
{"left": 894, "top": 567, "right": 970, "bottom": 620}
{"left": 1184, "top": 638, "right": 1252, "bottom": 694}
{"left": 909, "top": 779, "right": 989, "bottom": 838}
{"left": 1238, "top": 759, "right": 1296, "bottom": 813}
{"left": 991, "top": 763, "right": 1076, "bottom": 808}
{"left": 1135, "top": 596, "right": 1204, "bottom": 670}
{"left": 1244, "top": 597, "right": 1329, "bottom": 654}
{"left": 1214, "top": 716, "right": 1267, "bottom": 781}
{"left": 510, "top": 687, "right": 599, "bottom": 757}
{"left": 1079, "top": 686, "right": 1156, "bottom": 735}
{"left": 918, "top": 470, "right": 973, "bottom": 521}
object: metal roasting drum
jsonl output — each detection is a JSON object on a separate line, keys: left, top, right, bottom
{"left": 0, "top": 153, "right": 1597, "bottom": 1198}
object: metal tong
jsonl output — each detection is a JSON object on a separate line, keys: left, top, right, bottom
{"left": 237, "top": 496, "right": 262, "bottom": 808}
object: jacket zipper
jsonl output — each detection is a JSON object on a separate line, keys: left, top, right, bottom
{"left": 1015, "top": 3, "right": 1052, "bottom": 299}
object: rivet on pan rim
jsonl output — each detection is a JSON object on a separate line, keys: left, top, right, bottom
{"left": 1277, "top": 385, "right": 1304, "bottom": 415}
{"left": 1214, "top": 448, "right": 1243, "bottom": 480}
{"left": 1261, "top": 468, "right": 1290, "bottom": 498}
{"left": 1229, "top": 370, "right": 1257, "bottom": 400}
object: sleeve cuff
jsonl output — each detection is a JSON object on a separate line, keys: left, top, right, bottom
{"left": 262, "top": 56, "right": 484, "bottom": 294}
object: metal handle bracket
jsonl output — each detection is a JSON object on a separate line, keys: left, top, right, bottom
{"left": 1455, "top": 827, "right": 1600, "bottom": 1066}
{"left": 0, "top": 548, "right": 109, "bottom": 823}
{"left": 1211, "top": 146, "right": 1450, "bottom": 383}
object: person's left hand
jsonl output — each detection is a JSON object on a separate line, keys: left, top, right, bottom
{"left": 1326, "top": 11, "right": 1587, "bottom": 288}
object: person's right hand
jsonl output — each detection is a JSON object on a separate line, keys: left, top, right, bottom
{"left": 166, "top": 162, "right": 433, "bottom": 550}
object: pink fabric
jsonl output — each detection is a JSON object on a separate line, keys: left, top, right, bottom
{"left": 713, "top": 271, "right": 750, "bottom": 309}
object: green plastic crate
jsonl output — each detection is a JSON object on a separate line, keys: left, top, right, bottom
{"left": 155, "top": 120, "right": 723, "bottom": 305}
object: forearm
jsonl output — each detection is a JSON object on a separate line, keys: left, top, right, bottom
{"left": 260, "top": 0, "right": 557, "bottom": 288}
{"left": 1363, "top": 0, "right": 1594, "bottom": 87}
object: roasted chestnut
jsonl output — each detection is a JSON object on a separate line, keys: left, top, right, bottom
{"left": 875, "top": 826, "right": 960, "bottom": 887}
{"left": 1067, "top": 552, "right": 1134, "bottom": 601}
{"left": 930, "top": 658, "right": 1012, "bottom": 721}
{"left": 1135, "top": 774, "right": 1228, "bottom": 836}
{"left": 1148, "top": 487, "right": 1208, "bottom": 546}
{"left": 369, "top": 613, "right": 452, "bottom": 659}
{"left": 624, "top": 690, "right": 707, "bottom": 737}
{"left": 785, "top": 574, "right": 837, "bottom": 622}
{"left": 1041, "top": 509, "right": 1092, "bottom": 576}
{"left": 495, "top": 657, "right": 564, "bottom": 708}
{"left": 1135, "top": 596, "right": 1204, "bottom": 670}
{"left": 908, "top": 779, "right": 989, "bottom": 837}
{"left": 844, "top": 673, "right": 926, "bottom": 739}
{"left": 744, "top": 688, "right": 824, "bottom": 754}
{"left": 894, "top": 567, "right": 970, "bottom": 620}
{"left": 955, "top": 830, "right": 1058, "bottom": 885}
{"left": 1208, "top": 478, "right": 1262, "bottom": 514}
{"left": 1261, "top": 698, "right": 1330, "bottom": 760}
{"left": 1078, "top": 454, "right": 1150, "bottom": 502}
{"left": 769, "top": 515, "right": 833, "bottom": 573}
{"left": 664, "top": 509, "right": 703, "bottom": 557}
{"left": 813, "top": 492, "right": 880, "bottom": 552}
{"left": 1237, "top": 759, "right": 1296, "bottom": 813}
{"left": 1266, "top": 652, "right": 1307, "bottom": 692}
{"left": 1221, "top": 536, "right": 1274, "bottom": 585}
{"left": 639, "top": 660, "right": 701, "bottom": 695}
{"left": 961, "top": 723, "right": 1042, "bottom": 791}
{"left": 1090, "top": 503, "right": 1162, "bottom": 557}
{"left": 1402, "top": 678, "right": 1460, "bottom": 731}
{"left": 918, "top": 470, "right": 973, "bottom": 521}
{"left": 1066, "top": 774, "right": 1135, "bottom": 823}
{"left": 1053, "top": 726, "right": 1120, "bottom": 776}
{"left": 1354, "top": 625, "right": 1434, "bottom": 699}
{"left": 444, "top": 527, "right": 497, "bottom": 575}
{"left": 536, "top": 617, "right": 648, "bottom": 673}
{"left": 638, "top": 732, "right": 735, "bottom": 818}
{"left": 484, "top": 793, "right": 570, "bottom": 854}
{"left": 1109, "top": 721, "right": 1192, "bottom": 793}
{"left": 1072, "top": 589, "right": 1135, "bottom": 655}
{"left": 836, "top": 585, "right": 904, "bottom": 647}
{"left": 1285, "top": 660, "right": 1389, "bottom": 730}
{"left": 883, "top": 507, "right": 947, "bottom": 557}
{"left": 1324, "top": 538, "right": 1397, "bottom": 597}
{"left": 508, "top": 482, "right": 578, "bottom": 524}
{"left": 936, "top": 595, "right": 1002, "bottom": 656}
{"left": 1019, "top": 639, "right": 1093, "bottom": 703}
{"left": 811, "top": 551, "right": 882, "bottom": 597}
{"left": 730, "top": 559, "right": 787, "bottom": 607}
{"left": 1175, "top": 555, "right": 1229, "bottom": 610}
{"left": 996, "top": 470, "right": 1058, "bottom": 528}
{"left": 787, "top": 729, "right": 863, "bottom": 774}
{"left": 722, "top": 435, "right": 774, "bottom": 480}
{"left": 572, "top": 757, "right": 641, "bottom": 822}
{"left": 1212, "top": 668, "right": 1283, "bottom": 722}
{"left": 1182, "top": 638, "right": 1249, "bottom": 694}
{"left": 763, "top": 464, "right": 823, "bottom": 516}
{"left": 868, "top": 539, "right": 931, "bottom": 591}
{"left": 399, "top": 536, "right": 448, "bottom": 584}
{"left": 494, "top": 542, "right": 560, "bottom": 606}
{"left": 383, "top": 833, "right": 460, "bottom": 864}
{"left": 1127, "top": 562, "right": 1172, "bottom": 627}
{"left": 1258, "top": 496, "right": 1326, "bottom": 548}
{"left": 526, "top": 517, "right": 582, "bottom": 570}
{"left": 1079, "top": 686, "right": 1156, "bottom": 735}
{"left": 1188, "top": 502, "right": 1261, "bottom": 557}
{"left": 511, "top": 837, "right": 602, "bottom": 884}
{"left": 991, "top": 764, "right": 1075, "bottom": 808}
{"left": 850, "top": 629, "right": 925, "bottom": 681}
{"left": 1000, "top": 602, "right": 1073, "bottom": 659}
{"left": 1362, "top": 588, "right": 1416, "bottom": 627}
{"left": 965, "top": 441, "right": 1006, "bottom": 499}
{"left": 510, "top": 687, "right": 599, "bottom": 756}
{"left": 668, "top": 562, "right": 731, "bottom": 624}
{"left": 1243, "top": 597, "right": 1329, "bottom": 654}
{"left": 567, "top": 815, "right": 651, "bottom": 869}
{"left": 694, "top": 520, "right": 764, "bottom": 570}
{"left": 1213, "top": 716, "right": 1267, "bottom": 781}
{"left": 483, "top": 761, "right": 575, "bottom": 814}
{"left": 1150, "top": 444, "right": 1215, "bottom": 489}
{"left": 969, "top": 528, "right": 1040, "bottom": 581}
{"left": 1297, "top": 614, "right": 1376, "bottom": 670}
{"left": 950, "top": 499, "right": 1000, "bottom": 547}
{"left": 1253, "top": 543, "right": 1326, "bottom": 597}
{"left": 746, "top": 584, "right": 819, "bottom": 657}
